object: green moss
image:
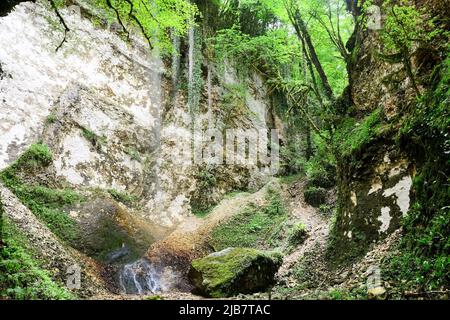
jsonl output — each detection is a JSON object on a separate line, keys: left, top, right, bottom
{"left": 0, "top": 217, "right": 75, "bottom": 300}
{"left": 287, "top": 223, "right": 307, "bottom": 248}
{"left": 303, "top": 186, "right": 327, "bottom": 207}
{"left": 0, "top": 144, "right": 84, "bottom": 244}
{"left": 279, "top": 173, "right": 303, "bottom": 184}
{"left": 192, "top": 206, "right": 213, "bottom": 218}
{"left": 381, "top": 55, "right": 450, "bottom": 295}
{"left": 221, "top": 83, "right": 251, "bottom": 125}
{"left": 209, "top": 188, "right": 288, "bottom": 251}
{"left": 107, "top": 189, "right": 138, "bottom": 206}
{"left": 334, "top": 108, "right": 384, "bottom": 157}
{"left": 190, "top": 248, "right": 282, "bottom": 298}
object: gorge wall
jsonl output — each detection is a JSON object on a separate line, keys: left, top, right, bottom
{"left": 330, "top": 0, "right": 448, "bottom": 262}
{"left": 0, "top": 0, "right": 281, "bottom": 229}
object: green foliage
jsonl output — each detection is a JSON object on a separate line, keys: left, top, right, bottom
{"left": 287, "top": 222, "right": 307, "bottom": 248}
{"left": 0, "top": 218, "right": 74, "bottom": 300}
{"left": 0, "top": 144, "right": 83, "bottom": 244}
{"left": 192, "top": 206, "right": 213, "bottom": 218}
{"left": 14, "top": 143, "right": 53, "bottom": 169}
{"left": 380, "top": 1, "right": 442, "bottom": 54}
{"left": 382, "top": 53, "right": 450, "bottom": 294}
{"left": 209, "top": 188, "right": 287, "bottom": 250}
{"left": 217, "top": 0, "right": 280, "bottom": 37}
{"left": 45, "top": 113, "right": 57, "bottom": 124}
{"left": 303, "top": 186, "right": 326, "bottom": 207}
{"left": 81, "top": 127, "right": 107, "bottom": 148}
{"left": 221, "top": 83, "right": 249, "bottom": 125}
{"left": 197, "top": 167, "right": 217, "bottom": 189}
{"left": 124, "top": 146, "right": 141, "bottom": 161}
{"left": 212, "top": 26, "right": 299, "bottom": 78}
{"left": 107, "top": 189, "right": 137, "bottom": 206}
{"left": 318, "top": 203, "right": 333, "bottom": 216}
{"left": 333, "top": 108, "right": 384, "bottom": 157}
{"left": 185, "top": 25, "right": 204, "bottom": 114}
{"left": 264, "top": 186, "right": 286, "bottom": 216}
{"left": 92, "top": 0, "right": 198, "bottom": 55}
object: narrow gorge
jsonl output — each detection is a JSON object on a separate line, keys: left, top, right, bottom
{"left": 0, "top": 0, "right": 448, "bottom": 301}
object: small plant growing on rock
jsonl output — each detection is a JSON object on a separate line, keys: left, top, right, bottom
{"left": 45, "top": 113, "right": 57, "bottom": 124}
{"left": 0, "top": 143, "right": 83, "bottom": 244}
{"left": 16, "top": 143, "right": 53, "bottom": 169}
{"left": 264, "top": 186, "right": 286, "bottom": 216}
{"left": 81, "top": 127, "right": 107, "bottom": 149}
{"left": 108, "top": 189, "right": 138, "bottom": 206}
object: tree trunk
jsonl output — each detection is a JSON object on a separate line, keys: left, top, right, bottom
{"left": 292, "top": 9, "right": 335, "bottom": 100}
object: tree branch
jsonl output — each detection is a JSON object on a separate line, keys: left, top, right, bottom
{"left": 49, "top": 0, "right": 70, "bottom": 52}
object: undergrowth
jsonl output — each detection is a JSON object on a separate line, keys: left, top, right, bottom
{"left": 209, "top": 186, "right": 288, "bottom": 250}
{"left": 0, "top": 143, "right": 84, "bottom": 243}
{"left": 0, "top": 217, "right": 74, "bottom": 300}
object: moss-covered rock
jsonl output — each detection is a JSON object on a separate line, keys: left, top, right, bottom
{"left": 188, "top": 247, "right": 282, "bottom": 298}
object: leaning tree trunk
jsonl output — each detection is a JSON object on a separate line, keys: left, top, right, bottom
{"left": 293, "top": 10, "right": 335, "bottom": 101}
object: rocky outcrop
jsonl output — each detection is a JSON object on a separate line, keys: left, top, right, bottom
{"left": 0, "top": 0, "right": 280, "bottom": 229}
{"left": 0, "top": 183, "right": 109, "bottom": 297}
{"left": 188, "top": 247, "right": 282, "bottom": 298}
{"left": 330, "top": 0, "right": 444, "bottom": 262}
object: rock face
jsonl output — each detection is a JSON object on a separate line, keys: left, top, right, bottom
{"left": 331, "top": 0, "right": 420, "bottom": 260}
{"left": 0, "top": 183, "right": 109, "bottom": 297}
{"left": 0, "top": 0, "right": 281, "bottom": 228}
{"left": 332, "top": 146, "right": 414, "bottom": 259}
{"left": 188, "top": 247, "right": 282, "bottom": 298}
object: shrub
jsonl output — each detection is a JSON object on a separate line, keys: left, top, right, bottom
{"left": 304, "top": 187, "right": 327, "bottom": 207}
{"left": 46, "top": 113, "right": 57, "bottom": 124}
{"left": 287, "top": 223, "right": 307, "bottom": 248}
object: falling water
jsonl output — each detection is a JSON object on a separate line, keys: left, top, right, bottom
{"left": 119, "top": 259, "right": 161, "bottom": 294}
{"left": 207, "top": 63, "right": 213, "bottom": 126}
{"left": 119, "top": 258, "right": 183, "bottom": 295}
{"left": 171, "top": 32, "right": 180, "bottom": 90}
{"left": 188, "top": 26, "right": 195, "bottom": 96}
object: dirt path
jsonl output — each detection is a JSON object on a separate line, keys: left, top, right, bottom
{"left": 272, "top": 180, "right": 403, "bottom": 299}
{"left": 276, "top": 180, "right": 330, "bottom": 286}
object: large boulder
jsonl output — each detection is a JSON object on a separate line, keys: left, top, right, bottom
{"left": 188, "top": 247, "right": 282, "bottom": 298}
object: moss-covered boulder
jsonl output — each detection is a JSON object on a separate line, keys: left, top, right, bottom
{"left": 188, "top": 247, "right": 283, "bottom": 298}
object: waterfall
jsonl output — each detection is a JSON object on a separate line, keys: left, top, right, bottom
{"left": 171, "top": 32, "right": 180, "bottom": 91}
{"left": 207, "top": 63, "right": 213, "bottom": 126}
{"left": 188, "top": 26, "right": 195, "bottom": 95}
{"left": 118, "top": 258, "right": 184, "bottom": 295}
{"left": 119, "top": 259, "right": 162, "bottom": 294}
